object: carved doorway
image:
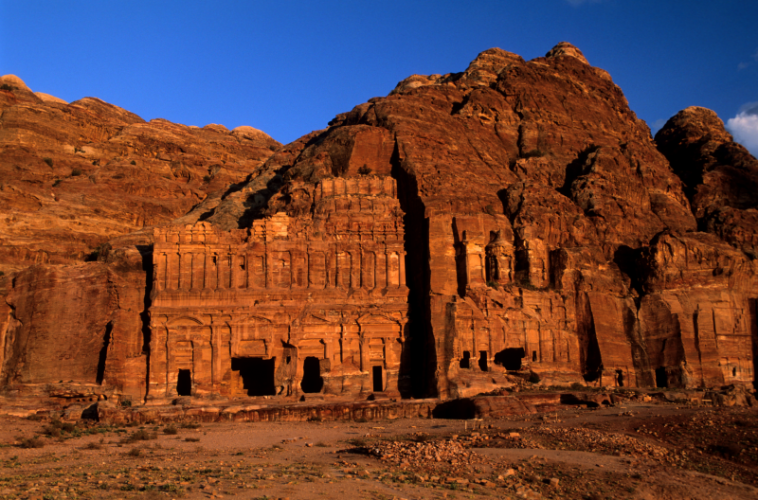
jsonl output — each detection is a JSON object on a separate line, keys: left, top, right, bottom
{"left": 459, "top": 351, "right": 471, "bottom": 369}
{"left": 655, "top": 367, "right": 668, "bottom": 388}
{"left": 177, "top": 369, "right": 192, "bottom": 396}
{"left": 301, "top": 357, "right": 324, "bottom": 393}
{"left": 494, "top": 348, "right": 525, "bottom": 370}
{"left": 478, "top": 351, "right": 488, "bottom": 371}
{"left": 372, "top": 366, "right": 383, "bottom": 392}
{"left": 232, "top": 357, "right": 276, "bottom": 396}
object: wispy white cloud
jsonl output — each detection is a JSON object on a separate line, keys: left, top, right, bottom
{"left": 650, "top": 118, "right": 667, "bottom": 135}
{"left": 737, "top": 48, "right": 758, "bottom": 70}
{"left": 726, "top": 102, "right": 758, "bottom": 157}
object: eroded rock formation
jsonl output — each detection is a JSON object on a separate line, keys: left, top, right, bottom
{"left": 1, "top": 43, "right": 757, "bottom": 406}
{"left": 0, "top": 75, "right": 280, "bottom": 274}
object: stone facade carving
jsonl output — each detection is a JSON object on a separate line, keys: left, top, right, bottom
{"left": 148, "top": 176, "right": 409, "bottom": 401}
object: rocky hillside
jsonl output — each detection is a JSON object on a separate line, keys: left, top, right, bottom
{"left": 0, "top": 74, "right": 280, "bottom": 274}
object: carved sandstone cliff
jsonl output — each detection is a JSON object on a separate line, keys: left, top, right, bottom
{"left": 1, "top": 44, "right": 756, "bottom": 405}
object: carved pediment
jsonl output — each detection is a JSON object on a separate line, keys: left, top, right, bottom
{"left": 167, "top": 316, "right": 204, "bottom": 326}
{"left": 357, "top": 312, "right": 399, "bottom": 325}
{"left": 302, "top": 313, "right": 335, "bottom": 325}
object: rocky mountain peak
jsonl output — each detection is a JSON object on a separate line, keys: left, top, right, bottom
{"left": 545, "top": 42, "right": 589, "bottom": 65}
{"left": 656, "top": 106, "right": 734, "bottom": 146}
{"left": 0, "top": 74, "right": 31, "bottom": 92}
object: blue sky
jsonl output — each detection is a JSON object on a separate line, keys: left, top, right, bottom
{"left": 1, "top": 0, "right": 757, "bottom": 153}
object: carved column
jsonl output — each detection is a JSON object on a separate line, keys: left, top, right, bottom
{"left": 265, "top": 252, "right": 272, "bottom": 288}
{"left": 399, "top": 251, "right": 406, "bottom": 287}
{"left": 230, "top": 252, "right": 237, "bottom": 289}
{"left": 385, "top": 251, "right": 390, "bottom": 289}
{"left": 203, "top": 253, "right": 211, "bottom": 289}
{"left": 179, "top": 252, "right": 190, "bottom": 290}
{"left": 211, "top": 324, "right": 221, "bottom": 393}
{"left": 147, "top": 326, "right": 168, "bottom": 399}
{"left": 213, "top": 252, "right": 223, "bottom": 290}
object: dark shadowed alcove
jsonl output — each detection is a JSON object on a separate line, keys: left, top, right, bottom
{"left": 177, "top": 369, "right": 192, "bottom": 396}
{"left": 232, "top": 357, "right": 276, "bottom": 396}
{"left": 372, "top": 366, "right": 383, "bottom": 392}
{"left": 494, "top": 348, "right": 525, "bottom": 370}
{"left": 301, "top": 356, "right": 324, "bottom": 393}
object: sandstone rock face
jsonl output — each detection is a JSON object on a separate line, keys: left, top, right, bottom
{"left": 0, "top": 76, "right": 279, "bottom": 274}
{"left": 148, "top": 177, "right": 408, "bottom": 401}
{"left": 1, "top": 44, "right": 757, "bottom": 404}
{"left": 0, "top": 76, "right": 278, "bottom": 401}
{"left": 656, "top": 106, "right": 758, "bottom": 257}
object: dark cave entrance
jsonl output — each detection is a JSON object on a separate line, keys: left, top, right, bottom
{"left": 232, "top": 357, "right": 276, "bottom": 396}
{"left": 300, "top": 356, "right": 324, "bottom": 393}
{"left": 372, "top": 366, "right": 384, "bottom": 392}
{"left": 494, "top": 348, "right": 525, "bottom": 371}
{"left": 176, "top": 369, "right": 192, "bottom": 396}
{"left": 459, "top": 351, "right": 471, "bottom": 369}
{"left": 582, "top": 336, "right": 603, "bottom": 382}
{"left": 616, "top": 369, "right": 625, "bottom": 387}
{"left": 655, "top": 367, "right": 668, "bottom": 388}
{"left": 478, "top": 351, "right": 488, "bottom": 371}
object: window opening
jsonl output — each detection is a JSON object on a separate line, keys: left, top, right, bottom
{"left": 733, "top": 367, "right": 737, "bottom": 377}
{"left": 494, "top": 348, "right": 525, "bottom": 370}
{"left": 232, "top": 357, "right": 276, "bottom": 396}
{"left": 372, "top": 366, "right": 383, "bottom": 392}
{"left": 459, "top": 351, "right": 471, "bottom": 369}
{"left": 177, "top": 369, "right": 192, "bottom": 396}
{"left": 532, "top": 350, "right": 537, "bottom": 362}
{"left": 478, "top": 351, "right": 488, "bottom": 371}
{"left": 286, "top": 356, "right": 291, "bottom": 365}
{"left": 301, "top": 356, "right": 324, "bottom": 393}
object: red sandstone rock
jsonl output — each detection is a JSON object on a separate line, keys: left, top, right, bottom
{"left": 0, "top": 75, "right": 279, "bottom": 274}
{"left": 656, "top": 106, "right": 758, "bottom": 257}
{"left": 1, "top": 44, "right": 757, "bottom": 405}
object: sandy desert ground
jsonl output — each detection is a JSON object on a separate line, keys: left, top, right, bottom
{"left": 2, "top": 401, "right": 758, "bottom": 500}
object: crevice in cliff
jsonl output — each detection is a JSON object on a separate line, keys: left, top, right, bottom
{"left": 750, "top": 299, "right": 758, "bottom": 390}
{"left": 450, "top": 94, "right": 470, "bottom": 115}
{"left": 613, "top": 245, "right": 645, "bottom": 297}
{"left": 390, "top": 139, "right": 435, "bottom": 398}
{"left": 96, "top": 321, "right": 112, "bottom": 385}
{"left": 138, "top": 244, "right": 153, "bottom": 400}
{"left": 558, "top": 144, "right": 598, "bottom": 199}
{"left": 577, "top": 293, "right": 602, "bottom": 382}
{"left": 623, "top": 301, "right": 654, "bottom": 387}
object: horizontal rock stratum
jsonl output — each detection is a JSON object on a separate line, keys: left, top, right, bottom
{"left": 0, "top": 43, "right": 756, "bottom": 407}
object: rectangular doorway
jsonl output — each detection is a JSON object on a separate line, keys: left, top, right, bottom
{"left": 372, "top": 366, "right": 383, "bottom": 392}
{"left": 231, "top": 357, "right": 276, "bottom": 396}
{"left": 177, "top": 369, "right": 192, "bottom": 396}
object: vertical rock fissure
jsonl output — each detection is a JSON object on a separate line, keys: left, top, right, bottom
{"left": 389, "top": 140, "right": 435, "bottom": 398}
{"left": 750, "top": 299, "right": 758, "bottom": 390}
{"left": 623, "top": 302, "right": 653, "bottom": 387}
{"left": 139, "top": 245, "right": 153, "bottom": 400}
{"left": 96, "top": 321, "right": 112, "bottom": 385}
